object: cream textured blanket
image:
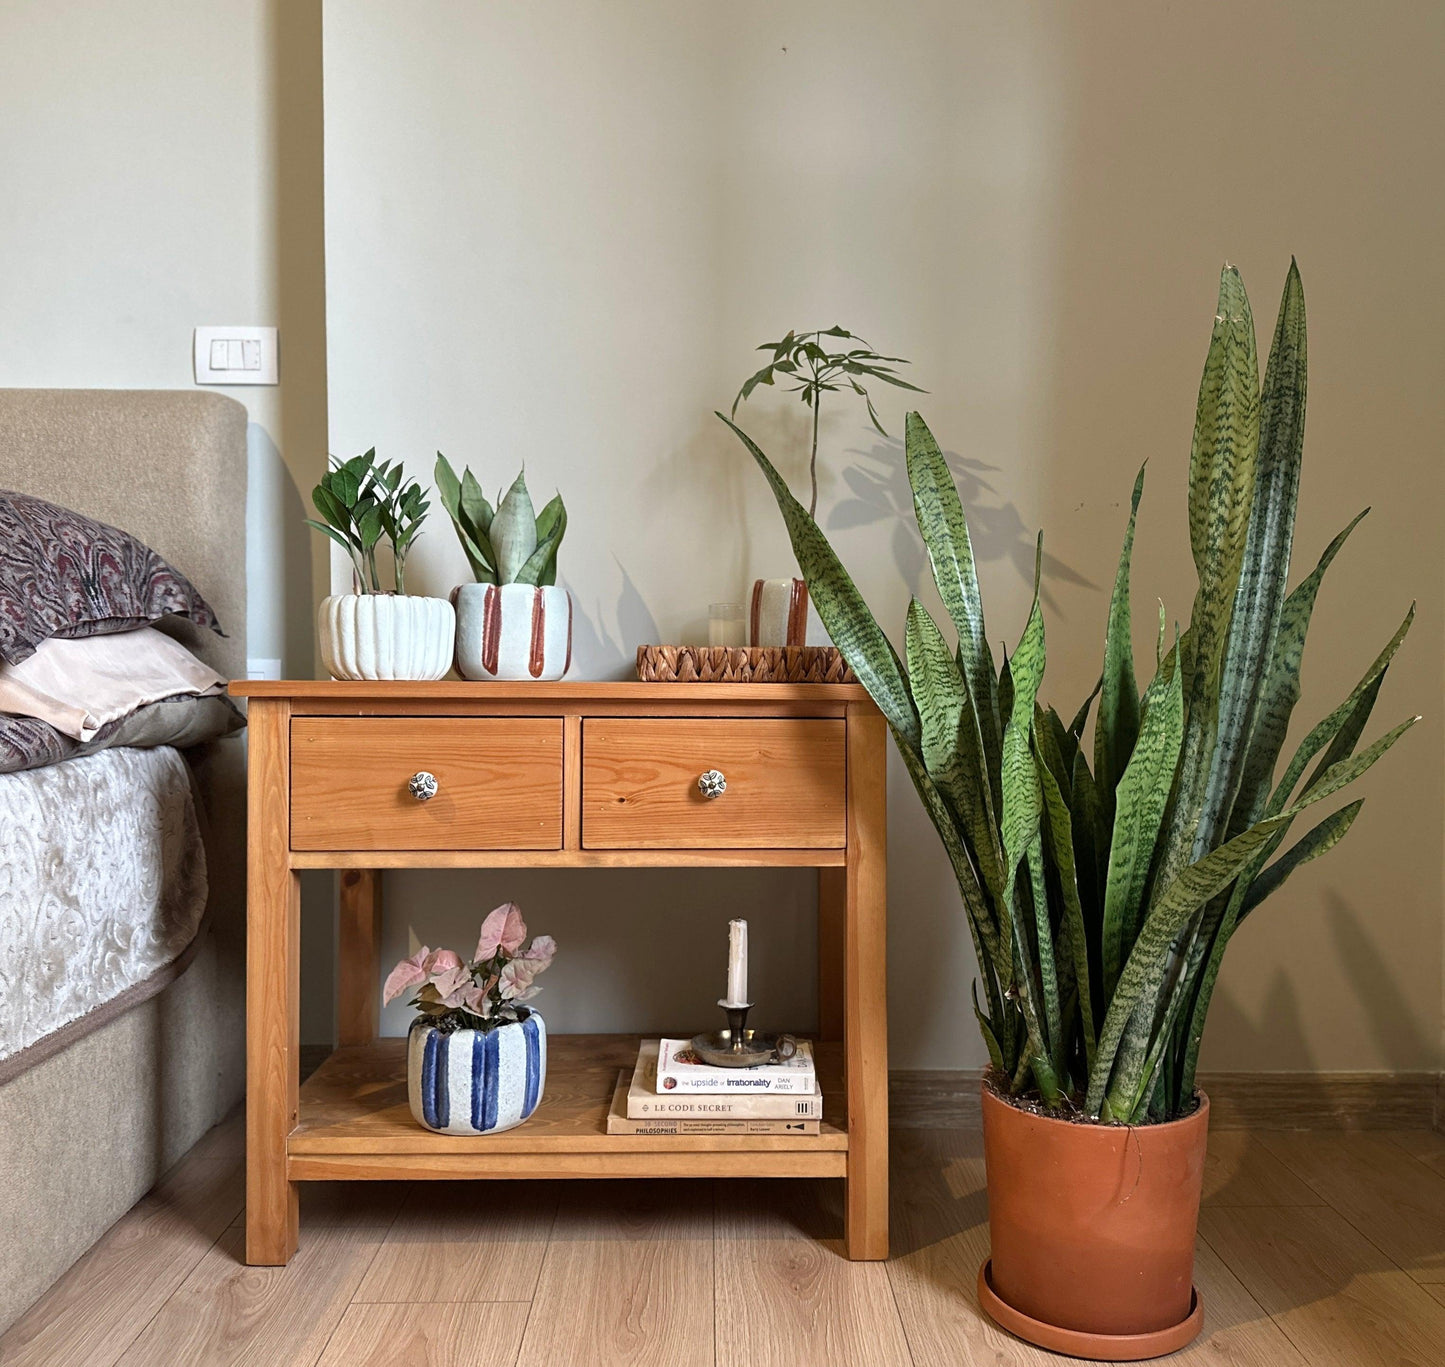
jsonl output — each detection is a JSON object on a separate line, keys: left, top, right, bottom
{"left": 0, "top": 746, "right": 207, "bottom": 1065}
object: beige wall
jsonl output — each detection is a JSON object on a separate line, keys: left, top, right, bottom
{"left": 325, "top": 0, "right": 1444, "bottom": 1072}
{"left": 2, "top": 1, "right": 1438, "bottom": 1074}
{"left": 0, "top": 0, "right": 336, "bottom": 1040}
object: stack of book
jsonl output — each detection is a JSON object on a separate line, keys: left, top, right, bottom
{"left": 606, "top": 1038, "right": 820, "bottom": 1135}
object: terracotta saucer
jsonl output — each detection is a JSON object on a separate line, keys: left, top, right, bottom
{"left": 977, "top": 1259, "right": 1204, "bottom": 1361}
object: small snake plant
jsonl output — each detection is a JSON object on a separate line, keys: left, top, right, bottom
{"left": 721, "top": 261, "right": 1417, "bottom": 1124}
{"left": 435, "top": 454, "right": 566, "bottom": 587}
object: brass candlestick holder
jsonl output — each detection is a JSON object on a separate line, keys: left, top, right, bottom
{"left": 690, "top": 1000, "right": 798, "bottom": 1069}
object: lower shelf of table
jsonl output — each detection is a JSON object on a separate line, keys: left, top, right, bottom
{"left": 287, "top": 1034, "right": 848, "bottom": 1181}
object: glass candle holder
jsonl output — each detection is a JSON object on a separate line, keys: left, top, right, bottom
{"left": 708, "top": 602, "right": 745, "bottom": 648}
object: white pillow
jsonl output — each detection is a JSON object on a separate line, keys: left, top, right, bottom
{"left": 0, "top": 626, "right": 226, "bottom": 741}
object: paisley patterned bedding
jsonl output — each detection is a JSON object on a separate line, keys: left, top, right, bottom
{"left": 0, "top": 746, "right": 207, "bottom": 1066}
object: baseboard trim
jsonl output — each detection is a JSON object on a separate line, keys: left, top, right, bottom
{"left": 888, "top": 1068, "right": 1445, "bottom": 1130}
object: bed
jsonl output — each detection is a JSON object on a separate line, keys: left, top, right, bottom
{"left": 0, "top": 390, "right": 247, "bottom": 1332}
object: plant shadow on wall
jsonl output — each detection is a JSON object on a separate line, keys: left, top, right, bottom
{"left": 566, "top": 557, "right": 661, "bottom": 678}
{"left": 827, "top": 435, "right": 1096, "bottom": 612}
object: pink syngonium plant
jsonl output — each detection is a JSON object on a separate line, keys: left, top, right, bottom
{"left": 382, "top": 902, "right": 556, "bottom": 1031}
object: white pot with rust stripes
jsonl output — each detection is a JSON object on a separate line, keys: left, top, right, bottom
{"left": 750, "top": 576, "right": 809, "bottom": 646}
{"left": 453, "top": 582, "right": 573, "bottom": 681}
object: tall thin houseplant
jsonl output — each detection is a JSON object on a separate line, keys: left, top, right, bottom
{"left": 721, "top": 262, "right": 1416, "bottom": 1122}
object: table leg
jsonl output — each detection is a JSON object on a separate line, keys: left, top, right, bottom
{"left": 246, "top": 699, "right": 299, "bottom": 1265}
{"left": 844, "top": 704, "right": 888, "bottom": 1260}
{"left": 338, "top": 869, "right": 382, "bottom": 1046}
{"left": 817, "top": 867, "right": 846, "bottom": 1043}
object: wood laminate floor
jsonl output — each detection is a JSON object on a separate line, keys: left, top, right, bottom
{"left": 5, "top": 1114, "right": 1445, "bottom": 1365}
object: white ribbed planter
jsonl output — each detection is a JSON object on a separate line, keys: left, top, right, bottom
{"left": 453, "top": 583, "right": 572, "bottom": 681}
{"left": 407, "top": 1012, "right": 547, "bottom": 1135}
{"left": 318, "top": 594, "right": 454, "bottom": 681}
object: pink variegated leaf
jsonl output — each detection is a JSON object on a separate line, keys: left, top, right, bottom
{"left": 461, "top": 984, "right": 494, "bottom": 1017}
{"left": 382, "top": 947, "right": 432, "bottom": 1005}
{"left": 476, "top": 902, "right": 528, "bottom": 959}
{"left": 424, "top": 948, "right": 463, "bottom": 974}
{"left": 498, "top": 957, "right": 546, "bottom": 1000}
{"left": 431, "top": 965, "right": 474, "bottom": 1008}
{"left": 519, "top": 934, "right": 556, "bottom": 968}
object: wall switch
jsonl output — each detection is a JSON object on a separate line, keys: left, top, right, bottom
{"left": 194, "top": 326, "right": 278, "bottom": 385}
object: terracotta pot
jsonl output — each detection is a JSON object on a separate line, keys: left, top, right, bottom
{"left": 979, "top": 1080, "right": 1208, "bottom": 1360}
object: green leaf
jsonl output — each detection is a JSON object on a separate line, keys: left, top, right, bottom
{"left": 1036, "top": 733, "right": 1096, "bottom": 1072}
{"left": 492, "top": 469, "right": 538, "bottom": 583}
{"left": 357, "top": 504, "right": 384, "bottom": 552}
{"left": 1090, "top": 713, "right": 1417, "bottom": 1116}
{"left": 303, "top": 519, "right": 360, "bottom": 557}
{"left": 1270, "top": 606, "right": 1414, "bottom": 815}
{"left": 529, "top": 494, "right": 567, "bottom": 586}
{"left": 1100, "top": 639, "right": 1184, "bottom": 1000}
{"left": 904, "top": 600, "right": 1004, "bottom": 898}
{"left": 311, "top": 483, "right": 351, "bottom": 533}
{"left": 1095, "top": 464, "right": 1146, "bottom": 801}
{"left": 1229, "top": 510, "right": 1367, "bottom": 833}
{"left": 719, "top": 414, "right": 920, "bottom": 750}
{"left": 1199, "top": 261, "right": 1307, "bottom": 848}
{"left": 1239, "top": 800, "right": 1363, "bottom": 920}
{"left": 1153, "top": 264, "right": 1261, "bottom": 895}
{"left": 460, "top": 469, "right": 495, "bottom": 540}
{"left": 904, "top": 411, "right": 1002, "bottom": 806}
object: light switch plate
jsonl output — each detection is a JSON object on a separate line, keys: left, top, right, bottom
{"left": 194, "top": 326, "right": 278, "bottom": 385}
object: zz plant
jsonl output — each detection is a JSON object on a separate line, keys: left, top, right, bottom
{"left": 435, "top": 454, "right": 567, "bottom": 587}
{"left": 306, "top": 449, "right": 429, "bottom": 594}
{"left": 721, "top": 261, "right": 1417, "bottom": 1124}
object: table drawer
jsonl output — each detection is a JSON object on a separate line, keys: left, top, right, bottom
{"left": 290, "top": 717, "right": 563, "bottom": 851}
{"left": 581, "top": 718, "right": 846, "bottom": 849}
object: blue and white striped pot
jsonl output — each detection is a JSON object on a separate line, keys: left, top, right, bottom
{"left": 406, "top": 1011, "right": 547, "bottom": 1135}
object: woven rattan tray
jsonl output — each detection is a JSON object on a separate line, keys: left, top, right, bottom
{"left": 636, "top": 644, "right": 855, "bottom": 684}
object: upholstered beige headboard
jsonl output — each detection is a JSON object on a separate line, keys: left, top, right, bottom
{"left": 0, "top": 389, "right": 248, "bottom": 679}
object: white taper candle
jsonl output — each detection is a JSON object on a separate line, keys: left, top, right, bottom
{"left": 723, "top": 918, "right": 749, "bottom": 1007}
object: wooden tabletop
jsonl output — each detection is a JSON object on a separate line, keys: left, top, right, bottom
{"left": 229, "top": 679, "right": 873, "bottom": 702}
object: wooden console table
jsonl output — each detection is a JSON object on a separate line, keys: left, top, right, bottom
{"left": 231, "top": 681, "right": 887, "bottom": 1265}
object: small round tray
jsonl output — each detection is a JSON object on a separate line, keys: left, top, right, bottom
{"left": 689, "top": 1029, "right": 797, "bottom": 1068}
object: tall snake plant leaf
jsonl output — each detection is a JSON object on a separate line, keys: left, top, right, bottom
{"left": 1026, "top": 836, "right": 1064, "bottom": 1082}
{"left": 1200, "top": 262, "right": 1307, "bottom": 849}
{"left": 492, "top": 470, "right": 538, "bottom": 584}
{"left": 1160, "top": 266, "right": 1262, "bottom": 887}
{"left": 1091, "top": 713, "right": 1417, "bottom": 1117}
{"left": 998, "top": 540, "right": 1061, "bottom": 1100}
{"left": 719, "top": 414, "right": 921, "bottom": 750}
{"left": 1239, "top": 800, "right": 1364, "bottom": 921}
{"left": 1095, "top": 464, "right": 1146, "bottom": 806}
{"left": 905, "top": 601, "right": 1005, "bottom": 898}
{"left": 1035, "top": 733, "right": 1096, "bottom": 1071}
{"left": 1269, "top": 606, "right": 1414, "bottom": 815}
{"left": 892, "top": 732, "right": 1014, "bottom": 1067}
{"left": 1174, "top": 608, "right": 1415, "bottom": 1103}
{"left": 1100, "top": 639, "right": 1184, "bottom": 1000}
{"left": 904, "top": 411, "right": 1002, "bottom": 806}
{"left": 1228, "top": 510, "right": 1368, "bottom": 835}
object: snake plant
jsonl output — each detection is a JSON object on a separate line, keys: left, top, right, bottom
{"left": 435, "top": 455, "right": 567, "bottom": 587}
{"left": 720, "top": 261, "right": 1417, "bottom": 1123}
